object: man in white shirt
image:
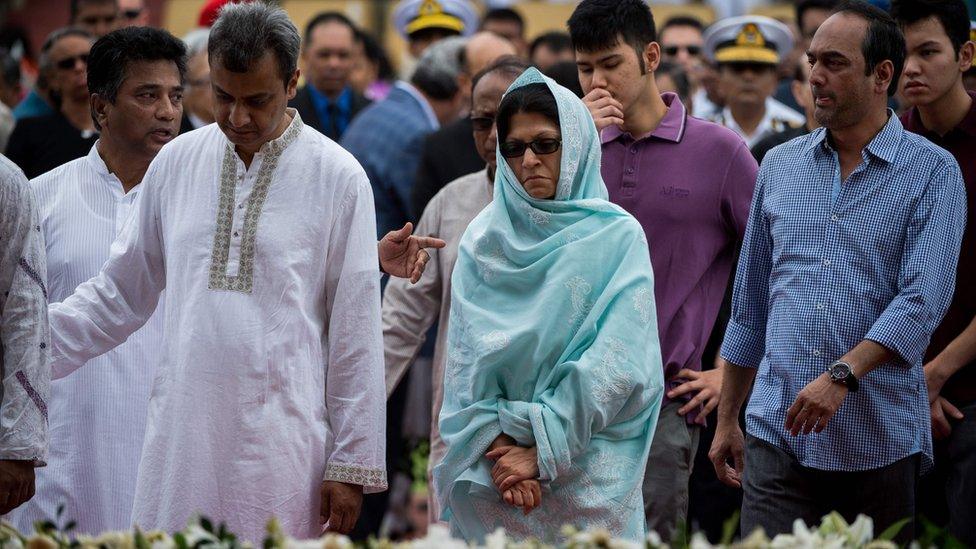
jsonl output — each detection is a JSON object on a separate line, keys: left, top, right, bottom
{"left": 45, "top": 5, "right": 439, "bottom": 541}
{"left": 0, "top": 154, "right": 49, "bottom": 516}
{"left": 8, "top": 26, "right": 186, "bottom": 535}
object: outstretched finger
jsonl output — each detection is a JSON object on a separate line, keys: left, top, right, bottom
{"left": 413, "top": 236, "right": 447, "bottom": 250}
{"left": 386, "top": 222, "right": 413, "bottom": 243}
{"left": 677, "top": 392, "right": 708, "bottom": 416}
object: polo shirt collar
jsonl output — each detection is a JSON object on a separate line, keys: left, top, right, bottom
{"left": 904, "top": 90, "right": 976, "bottom": 138}
{"left": 600, "top": 92, "right": 687, "bottom": 145}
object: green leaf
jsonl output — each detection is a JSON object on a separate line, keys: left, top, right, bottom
{"left": 134, "top": 527, "right": 149, "bottom": 549}
{"left": 174, "top": 532, "right": 188, "bottom": 549}
{"left": 878, "top": 518, "right": 910, "bottom": 541}
{"left": 720, "top": 510, "right": 740, "bottom": 545}
{"left": 200, "top": 518, "right": 214, "bottom": 533}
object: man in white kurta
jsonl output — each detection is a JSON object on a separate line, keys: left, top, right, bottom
{"left": 0, "top": 153, "right": 49, "bottom": 514}
{"left": 46, "top": 6, "right": 388, "bottom": 541}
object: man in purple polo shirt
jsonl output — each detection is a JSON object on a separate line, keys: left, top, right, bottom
{"left": 895, "top": 0, "right": 976, "bottom": 544}
{"left": 568, "top": 0, "right": 758, "bottom": 542}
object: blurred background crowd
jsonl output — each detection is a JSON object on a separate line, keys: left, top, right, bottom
{"left": 0, "top": 0, "right": 973, "bottom": 542}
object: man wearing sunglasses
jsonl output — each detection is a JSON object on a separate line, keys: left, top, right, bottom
{"left": 6, "top": 28, "right": 97, "bottom": 179}
{"left": 703, "top": 17, "right": 805, "bottom": 148}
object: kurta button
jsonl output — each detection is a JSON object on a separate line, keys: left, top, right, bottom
{"left": 39, "top": 342, "right": 46, "bottom": 349}
{"left": 233, "top": 231, "right": 240, "bottom": 237}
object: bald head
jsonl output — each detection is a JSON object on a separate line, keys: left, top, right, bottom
{"left": 464, "top": 31, "right": 518, "bottom": 76}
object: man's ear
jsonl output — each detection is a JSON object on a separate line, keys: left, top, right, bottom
{"left": 91, "top": 93, "right": 110, "bottom": 129}
{"left": 643, "top": 41, "right": 661, "bottom": 74}
{"left": 875, "top": 59, "right": 894, "bottom": 95}
{"left": 959, "top": 41, "right": 975, "bottom": 72}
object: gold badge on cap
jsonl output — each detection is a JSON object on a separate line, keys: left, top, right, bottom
{"left": 736, "top": 23, "right": 765, "bottom": 47}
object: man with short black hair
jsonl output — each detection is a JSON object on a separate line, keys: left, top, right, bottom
{"left": 480, "top": 7, "right": 527, "bottom": 56}
{"left": 45, "top": 3, "right": 441, "bottom": 541}
{"left": 529, "top": 31, "right": 574, "bottom": 72}
{"left": 71, "top": 0, "right": 118, "bottom": 38}
{"left": 290, "top": 12, "right": 371, "bottom": 141}
{"left": 7, "top": 26, "right": 186, "bottom": 535}
{"left": 711, "top": 2, "right": 966, "bottom": 542}
{"left": 893, "top": 0, "right": 976, "bottom": 544}
{"left": 569, "top": 0, "right": 758, "bottom": 541}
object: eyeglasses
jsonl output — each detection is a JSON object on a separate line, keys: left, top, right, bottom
{"left": 470, "top": 115, "right": 494, "bottom": 131}
{"left": 663, "top": 45, "right": 702, "bottom": 57}
{"left": 499, "top": 138, "right": 561, "bottom": 158}
{"left": 55, "top": 54, "right": 88, "bottom": 70}
{"left": 122, "top": 8, "right": 142, "bottom": 20}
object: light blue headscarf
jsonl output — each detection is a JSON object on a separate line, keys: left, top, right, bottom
{"left": 433, "top": 68, "right": 664, "bottom": 542}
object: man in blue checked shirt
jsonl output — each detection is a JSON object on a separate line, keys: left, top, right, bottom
{"left": 708, "top": 1, "right": 967, "bottom": 542}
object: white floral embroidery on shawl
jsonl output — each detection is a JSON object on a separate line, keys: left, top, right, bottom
{"left": 592, "top": 337, "right": 634, "bottom": 404}
{"left": 632, "top": 287, "right": 654, "bottom": 325}
{"left": 566, "top": 275, "right": 592, "bottom": 326}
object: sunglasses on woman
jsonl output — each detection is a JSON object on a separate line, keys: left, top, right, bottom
{"left": 499, "top": 138, "right": 561, "bottom": 159}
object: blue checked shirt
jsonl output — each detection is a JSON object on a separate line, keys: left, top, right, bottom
{"left": 721, "top": 114, "right": 966, "bottom": 472}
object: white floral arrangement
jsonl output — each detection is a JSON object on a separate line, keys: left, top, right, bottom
{"left": 0, "top": 511, "right": 935, "bottom": 549}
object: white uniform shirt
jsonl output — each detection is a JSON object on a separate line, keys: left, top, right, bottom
{"left": 47, "top": 111, "right": 387, "bottom": 542}
{"left": 710, "top": 97, "right": 805, "bottom": 148}
{"left": 8, "top": 144, "right": 160, "bottom": 534}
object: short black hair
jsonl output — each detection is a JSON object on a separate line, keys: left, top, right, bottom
{"left": 356, "top": 29, "right": 394, "bottom": 81}
{"left": 568, "top": 0, "right": 656, "bottom": 58}
{"left": 303, "top": 11, "right": 358, "bottom": 49}
{"left": 70, "top": 0, "right": 118, "bottom": 22}
{"left": 481, "top": 8, "right": 525, "bottom": 36}
{"left": 471, "top": 55, "right": 531, "bottom": 93}
{"left": 833, "top": 0, "right": 906, "bottom": 96}
{"left": 88, "top": 26, "right": 187, "bottom": 129}
{"left": 497, "top": 82, "right": 559, "bottom": 144}
{"left": 892, "top": 0, "right": 970, "bottom": 56}
{"left": 543, "top": 60, "right": 584, "bottom": 98}
{"left": 660, "top": 16, "right": 705, "bottom": 35}
{"left": 796, "top": 0, "right": 841, "bottom": 27}
{"left": 529, "top": 31, "right": 572, "bottom": 60}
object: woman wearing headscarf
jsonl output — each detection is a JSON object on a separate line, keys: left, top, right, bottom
{"left": 433, "top": 68, "right": 664, "bottom": 542}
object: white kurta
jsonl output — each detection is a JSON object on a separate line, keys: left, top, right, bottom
{"left": 0, "top": 154, "right": 49, "bottom": 464}
{"left": 8, "top": 144, "right": 160, "bottom": 534}
{"left": 47, "top": 111, "right": 387, "bottom": 542}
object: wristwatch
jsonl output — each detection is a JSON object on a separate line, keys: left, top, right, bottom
{"left": 827, "top": 360, "right": 859, "bottom": 392}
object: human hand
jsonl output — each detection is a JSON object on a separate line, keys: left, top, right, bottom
{"left": 923, "top": 361, "right": 948, "bottom": 405}
{"left": 0, "top": 460, "right": 35, "bottom": 514}
{"left": 485, "top": 445, "right": 539, "bottom": 492}
{"left": 488, "top": 433, "right": 517, "bottom": 452}
{"left": 378, "top": 222, "right": 446, "bottom": 284}
{"left": 502, "top": 479, "right": 542, "bottom": 515}
{"left": 582, "top": 88, "right": 624, "bottom": 131}
{"left": 667, "top": 367, "right": 724, "bottom": 423}
{"left": 708, "top": 421, "right": 745, "bottom": 488}
{"left": 785, "top": 373, "right": 848, "bottom": 436}
{"left": 931, "top": 395, "right": 964, "bottom": 440}
{"left": 319, "top": 481, "right": 363, "bottom": 534}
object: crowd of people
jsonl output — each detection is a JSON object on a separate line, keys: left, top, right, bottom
{"left": 0, "top": 0, "right": 973, "bottom": 546}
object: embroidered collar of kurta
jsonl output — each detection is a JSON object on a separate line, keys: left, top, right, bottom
{"left": 208, "top": 110, "right": 304, "bottom": 293}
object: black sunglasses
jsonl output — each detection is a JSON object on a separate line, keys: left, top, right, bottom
{"left": 663, "top": 45, "right": 702, "bottom": 57}
{"left": 55, "top": 54, "right": 88, "bottom": 70}
{"left": 470, "top": 115, "right": 494, "bottom": 131}
{"left": 122, "top": 8, "right": 142, "bottom": 20}
{"left": 499, "top": 138, "right": 561, "bottom": 159}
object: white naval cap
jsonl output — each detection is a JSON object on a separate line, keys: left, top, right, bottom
{"left": 703, "top": 15, "right": 794, "bottom": 65}
{"left": 393, "top": 0, "right": 479, "bottom": 40}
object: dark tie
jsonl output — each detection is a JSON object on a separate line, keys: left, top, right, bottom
{"left": 326, "top": 102, "right": 341, "bottom": 140}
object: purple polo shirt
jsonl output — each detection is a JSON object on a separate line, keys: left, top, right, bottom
{"left": 601, "top": 93, "right": 758, "bottom": 420}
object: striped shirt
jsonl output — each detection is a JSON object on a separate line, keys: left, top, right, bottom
{"left": 721, "top": 113, "right": 967, "bottom": 472}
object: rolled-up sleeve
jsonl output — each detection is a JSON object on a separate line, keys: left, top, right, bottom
{"left": 865, "top": 162, "right": 967, "bottom": 366}
{"left": 721, "top": 166, "right": 771, "bottom": 369}
{"left": 0, "top": 160, "right": 49, "bottom": 462}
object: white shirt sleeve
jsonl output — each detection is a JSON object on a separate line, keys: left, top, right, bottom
{"left": 0, "top": 159, "right": 49, "bottom": 462}
{"left": 321, "top": 168, "right": 388, "bottom": 493}
{"left": 47, "top": 155, "right": 167, "bottom": 380}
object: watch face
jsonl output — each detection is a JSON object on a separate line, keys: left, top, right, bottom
{"left": 829, "top": 362, "right": 850, "bottom": 381}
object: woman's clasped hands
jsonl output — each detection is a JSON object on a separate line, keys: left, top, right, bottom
{"left": 486, "top": 435, "right": 542, "bottom": 515}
